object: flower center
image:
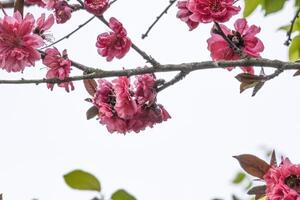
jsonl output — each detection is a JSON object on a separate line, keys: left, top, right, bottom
{"left": 208, "top": 0, "right": 221, "bottom": 12}
{"left": 285, "top": 174, "right": 300, "bottom": 193}
{"left": 228, "top": 31, "right": 244, "bottom": 48}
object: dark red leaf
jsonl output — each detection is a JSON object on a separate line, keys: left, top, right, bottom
{"left": 270, "top": 150, "right": 277, "bottom": 167}
{"left": 247, "top": 185, "right": 266, "bottom": 196}
{"left": 86, "top": 106, "right": 98, "bottom": 120}
{"left": 235, "top": 73, "right": 264, "bottom": 84}
{"left": 294, "top": 70, "right": 300, "bottom": 76}
{"left": 233, "top": 154, "right": 271, "bottom": 179}
{"left": 84, "top": 79, "right": 97, "bottom": 97}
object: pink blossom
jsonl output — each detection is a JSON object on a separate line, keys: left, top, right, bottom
{"left": 176, "top": 1, "right": 199, "bottom": 31}
{"left": 96, "top": 17, "right": 131, "bottom": 61}
{"left": 34, "top": 14, "right": 54, "bottom": 41}
{"left": 0, "top": 12, "right": 43, "bottom": 72}
{"left": 25, "top": 0, "right": 46, "bottom": 7}
{"left": 84, "top": 0, "right": 109, "bottom": 16}
{"left": 113, "top": 76, "right": 137, "bottom": 119}
{"left": 264, "top": 158, "right": 300, "bottom": 200}
{"left": 91, "top": 73, "right": 170, "bottom": 134}
{"left": 54, "top": 1, "right": 73, "bottom": 24}
{"left": 187, "top": 0, "right": 240, "bottom": 23}
{"left": 43, "top": 47, "right": 74, "bottom": 92}
{"left": 207, "top": 18, "right": 264, "bottom": 74}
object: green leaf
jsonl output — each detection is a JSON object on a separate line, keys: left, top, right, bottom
{"left": 296, "top": 0, "right": 300, "bottom": 6}
{"left": 232, "top": 172, "right": 246, "bottom": 184}
{"left": 243, "top": 0, "right": 260, "bottom": 17}
{"left": 111, "top": 189, "right": 136, "bottom": 200}
{"left": 289, "top": 34, "right": 300, "bottom": 61}
{"left": 63, "top": 170, "right": 101, "bottom": 192}
{"left": 261, "top": 0, "right": 286, "bottom": 15}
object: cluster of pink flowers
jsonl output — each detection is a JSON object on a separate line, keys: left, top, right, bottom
{"left": 96, "top": 17, "right": 132, "bottom": 61}
{"left": 42, "top": 47, "right": 74, "bottom": 92}
{"left": 177, "top": 0, "right": 240, "bottom": 30}
{"left": 0, "top": 12, "right": 46, "bottom": 72}
{"left": 264, "top": 158, "right": 300, "bottom": 200}
{"left": 92, "top": 74, "right": 170, "bottom": 133}
{"left": 207, "top": 18, "right": 264, "bottom": 74}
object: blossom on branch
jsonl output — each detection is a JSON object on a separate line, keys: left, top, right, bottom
{"left": 96, "top": 17, "right": 132, "bottom": 61}
{"left": 0, "top": 12, "right": 43, "bottom": 72}
{"left": 34, "top": 14, "right": 55, "bottom": 42}
{"left": 91, "top": 74, "right": 170, "bottom": 134}
{"left": 43, "top": 47, "right": 74, "bottom": 92}
{"left": 264, "top": 158, "right": 300, "bottom": 200}
{"left": 53, "top": 1, "right": 73, "bottom": 24}
{"left": 207, "top": 18, "right": 264, "bottom": 74}
{"left": 84, "top": 0, "right": 109, "bottom": 16}
{"left": 176, "top": 0, "right": 240, "bottom": 30}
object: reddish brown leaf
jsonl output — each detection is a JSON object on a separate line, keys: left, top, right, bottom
{"left": 86, "top": 106, "right": 98, "bottom": 120}
{"left": 233, "top": 154, "right": 271, "bottom": 179}
{"left": 270, "top": 150, "right": 277, "bottom": 167}
{"left": 252, "top": 81, "right": 265, "bottom": 97}
{"left": 294, "top": 70, "right": 300, "bottom": 76}
{"left": 235, "top": 73, "right": 264, "bottom": 84}
{"left": 14, "top": 0, "right": 24, "bottom": 16}
{"left": 247, "top": 185, "right": 266, "bottom": 196}
{"left": 0, "top": 193, "right": 2, "bottom": 200}
{"left": 83, "top": 79, "right": 97, "bottom": 97}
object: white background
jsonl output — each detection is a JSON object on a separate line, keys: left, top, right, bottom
{"left": 0, "top": 0, "right": 299, "bottom": 199}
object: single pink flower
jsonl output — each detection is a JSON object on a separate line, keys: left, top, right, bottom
{"left": 134, "top": 74, "right": 157, "bottom": 105}
{"left": 207, "top": 18, "right": 264, "bottom": 74}
{"left": 25, "top": 0, "right": 46, "bottom": 7}
{"left": 34, "top": 13, "right": 54, "bottom": 41}
{"left": 187, "top": 0, "right": 240, "bottom": 23}
{"left": 0, "top": 12, "right": 43, "bottom": 72}
{"left": 43, "top": 48, "right": 74, "bottom": 92}
{"left": 84, "top": 0, "right": 109, "bottom": 16}
{"left": 176, "top": 1, "right": 199, "bottom": 31}
{"left": 96, "top": 17, "right": 131, "bottom": 61}
{"left": 264, "top": 158, "right": 300, "bottom": 200}
{"left": 54, "top": 1, "right": 73, "bottom": 24}
{"left": 113, "top": 76, "right": 137, "bottom": 119}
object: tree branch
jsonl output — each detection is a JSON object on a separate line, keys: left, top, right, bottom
{"left": 41, "top": 16, "right": 96, "bottom": 49}
{"left": 1, "top": 58, "right": 300, "bottom": 90}
{"left": 157, "top": 70, "right": 189, "bottom": 92}
{"left": 284, "top": 7, "right": 300, "bottom": 46}
{"left": 141, "top": 0, "right": 177, "bottom": 39}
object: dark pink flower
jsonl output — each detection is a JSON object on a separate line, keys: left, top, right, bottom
{"left": 84, "top": 0, "right": 109, "bottom": 16}
{"left": 113, "top": 76, "right": 137, "bottom": 119}
{"left": 96, "top": 17, "right": 131, "bottom": 61}
{"left": 91, "top": 73, "right": 170, "bottom": 134}
{"left": 207, "top": 18, "right": 264, "bottom": 74}
{"left": 264, "top": 158, "right": 300, "bottom": 200}
{"left": 25, "top": 0, "right": 46, "bottom": 7}
{"left": 187, "top": 0, "right": 240, "bottom": 23}
{"left": 34, "top": 14, "right": 54, "bottom": 41}
{"left": 54, "top": 1, "right": 73, "bottom": 24}
{"left": 43, "top": 47, "right": 74, "bottom": 92}
{"left": 176, "top": 1, "right": 199, "bottom": 31}
{"left": 0, "top": 12, "right": 43, "bottom": 72}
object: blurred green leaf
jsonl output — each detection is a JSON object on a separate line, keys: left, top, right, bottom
{"left": 111, "top": 189, "right": 136, "bottom": 200}
{"left": 232, "top": 172, "right": 246, "bottom": 184}
{"left": 261, "top": 0, "right": 286, "bottom": 15}
{"left": 63, "top": 170, "right": 101, "bottom": 192}
{"left": 296, "top": 0, "right": 300, "bottom": 6}
{"left": 289, "top": 34, "right": 300, "bottom": 61}
{"left": 278, "top": 17, "right": 300, "bottom": 33}
{"left": 243, "top": 0, "right": 260, "bottom": 17}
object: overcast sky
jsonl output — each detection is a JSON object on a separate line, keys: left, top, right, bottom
{"left": 0, "top": 1, "right": 299, "bottom": 200}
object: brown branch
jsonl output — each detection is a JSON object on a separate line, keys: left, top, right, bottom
{"left": 41, "top": 16, "right": 96, "bottom": 50}
{"left": 157, "top": 70, "right": 189, "bottom": 92}
{"left": 141, "top": 0, "right": 177, "bottom": 39}
{"left": 284, "top": 7, "right": 300, "bottom": 46}
{"left": 0, "top": 1, "right": 31, "bottom": 8}
{"left": 1, "top": 58, "right": 300, "bottom": 89}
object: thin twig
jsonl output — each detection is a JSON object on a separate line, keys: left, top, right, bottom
{"left": 41, "top": 16, "right": 96, "bottom": 49}
{"left": 284, "top": 8, "right": 300, "bottom": 46}
{"left": 157, "top": 70, "right": 189, "bottom": 92}
{"left": 141, "top": 0, "right": 177, "bottom": 39}
{"left": 213, "top": 22, "right": 246, "bottom": 58}
{"left": 0, "top": 58, "right": 299, "bottom": 86}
